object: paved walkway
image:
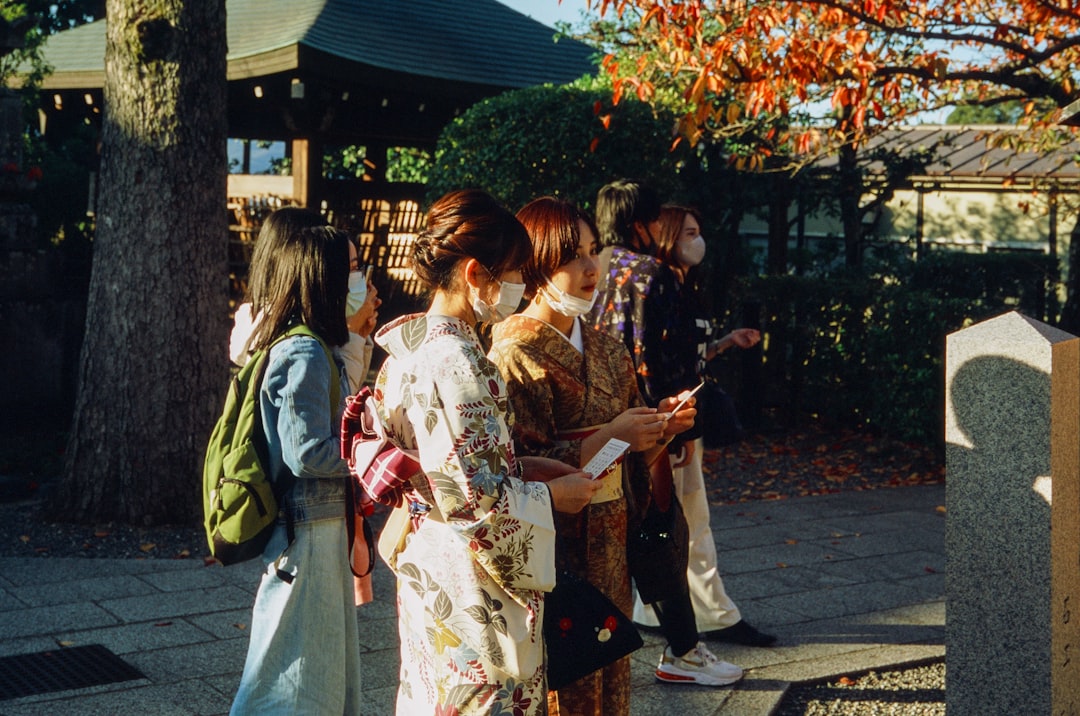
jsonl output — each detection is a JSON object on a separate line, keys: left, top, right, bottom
{"left": 0, "top": 483, "right": 946, "bottom": 715}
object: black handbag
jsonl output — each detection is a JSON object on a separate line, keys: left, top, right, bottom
{"left": 626, "top": 495, "right": 690, "bottom": 604}
{"left": 701, "top": 380, "right": 745, "bottom": 448}
{"left": 544, "top": 570, "right": 643, "bottom": 691}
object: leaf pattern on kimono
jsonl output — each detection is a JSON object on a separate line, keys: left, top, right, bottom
{"left": 445, "top": 685, "right": 484, "bottom": 710}
{"left": 488, "top": 536, "right": 535, "bottom": 585}
{"left": 465, "top": 452, "right": 504, "bottom": 498}
{"left": 464, "top": 604, "right": 492, "bottom": 626}
{"left": 491, "top": 680, "right": 530, "bottom": 716}
{"left": 398, "top": 562, "right": 423, "bottom": 584}
{"left": 373, "top": 314, "right": 555, "bottom": 707}
{"left": 402, "top": 314, "right": 427, "bottom": 352}
{"left": 428, "top": 471, "right": 467, "bottom": 507}
{"left": 399, "top": 562, "right": 440, "bottom": 600}
{"left": 433, "top": 589, "right": 454, "bottom": 621}
{"left": 480, "top": 632, "right": 505, "bottom": 665}
{"left": 428, "top": 619, "right": 462, "bottom": 654}
{"left": 399, "top": 375, "right": 416, "bottom": 413}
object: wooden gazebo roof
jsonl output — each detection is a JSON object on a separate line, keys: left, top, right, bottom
{"left": 37, "top": 0, "right": 596, "bottom": 147}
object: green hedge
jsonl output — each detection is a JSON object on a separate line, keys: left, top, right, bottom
{"left": 724, "top": 251, "right": 1059, "bottom": 446}
{"left": 426, "top": 78, "right": 691, "bottom": 211}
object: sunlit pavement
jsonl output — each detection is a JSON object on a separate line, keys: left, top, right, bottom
{"left": 0, "top": 483, "right": 944, "bottom": 715}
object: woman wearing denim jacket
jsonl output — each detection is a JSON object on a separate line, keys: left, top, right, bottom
{"left": 230, "top": 208, "right": 362, "bottom": 715}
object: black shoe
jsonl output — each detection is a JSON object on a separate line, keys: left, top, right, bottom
{"left": 702, "top": 620, "right": 777, "bottom": 647}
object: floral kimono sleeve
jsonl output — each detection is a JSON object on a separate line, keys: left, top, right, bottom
{"left": 405, "top": 340, "right": 556, "bottom": 595}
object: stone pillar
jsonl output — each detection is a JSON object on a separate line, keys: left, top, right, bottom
{"left": 946, "top": 310, "right": 1080, "bottom": 715}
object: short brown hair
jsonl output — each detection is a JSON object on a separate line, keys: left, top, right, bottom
{"left": 516, "top": 196, "right": 599, "bottom": 298}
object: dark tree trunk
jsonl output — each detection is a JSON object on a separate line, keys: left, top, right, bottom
{"left": 50, "top": 0, "right": 229, "bottom": 525}
{"left": 766, "top": 172, "right": 791, "bottom": 274}
{"left": 838, "top": 142, "right": 862, "bottom": 268}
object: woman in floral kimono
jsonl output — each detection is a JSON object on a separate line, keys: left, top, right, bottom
{"left": 372, "top": 189, "right": 598, "bottom": 715}
{"left": 489, "top": 197, "right": 721, "bottom": 715}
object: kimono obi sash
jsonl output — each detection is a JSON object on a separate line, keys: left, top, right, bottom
{"left": 557, "top": 425, "right": 624, "bottom": 505}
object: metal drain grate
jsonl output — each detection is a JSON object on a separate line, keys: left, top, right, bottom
{"left": 0, "top": 644, "right": 145, "bottom": 700}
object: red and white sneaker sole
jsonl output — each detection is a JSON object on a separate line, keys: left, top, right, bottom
{"left": 654, "top": 666, "right": 743, "bottom": 686}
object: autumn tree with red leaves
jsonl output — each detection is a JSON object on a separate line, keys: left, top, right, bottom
{"left": 583, "top": 0, "right": 1080, "bottom": 269}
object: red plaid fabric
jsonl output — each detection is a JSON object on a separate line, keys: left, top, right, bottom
{"left": 341, "top": 386, "right": 421, "bottom": 507}
{"left": 364, "top": 447, "right": 421, "bottom": 506}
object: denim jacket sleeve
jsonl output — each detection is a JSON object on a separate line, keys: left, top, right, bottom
{"left": 261, "top": 335, "right": 349, "bottom": 482}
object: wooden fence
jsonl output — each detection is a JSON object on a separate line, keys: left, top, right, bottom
{"left": 228, "top": 178, "right": 428, "bottom": 319}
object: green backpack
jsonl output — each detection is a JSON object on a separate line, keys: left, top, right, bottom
{"left": 203, "top": 324, "right": 339, "bottom": 565}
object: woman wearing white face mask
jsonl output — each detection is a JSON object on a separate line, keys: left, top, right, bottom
{"left": 230, "top": 238, "right": 380, "bottom": 393}
{"left": 372, "top": 190, "right": 598, "bottom": 715}
{"left": 490, "top": 197, "right": 711, "bottom": 714}
{"left": 631, "top": 205, "right": 776, "bottom": 648}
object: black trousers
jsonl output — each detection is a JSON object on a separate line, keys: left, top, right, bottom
{"left": 651, "top": 588, "right": 698, "bottom": 656}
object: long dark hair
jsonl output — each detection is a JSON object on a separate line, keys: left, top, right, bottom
{"left": 246, "top": 207, "right": 351, "bottom": 349}
{"left": 411, "top": 189, "right": 532, "bottom": 294}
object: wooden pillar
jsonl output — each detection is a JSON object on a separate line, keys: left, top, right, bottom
{"left": 291, "top": 137, "right": 322, "bottom": 208}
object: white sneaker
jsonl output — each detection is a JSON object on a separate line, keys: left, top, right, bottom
{"left": 654, "top": 641, "right": 743, "bottom": 686}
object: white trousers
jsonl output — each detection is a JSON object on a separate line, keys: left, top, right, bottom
{"left": 633, "top": 437, "right": 742, "bottom": 631}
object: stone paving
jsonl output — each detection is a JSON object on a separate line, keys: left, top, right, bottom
{"left": 0, "top": 483, "right": 946, "bottom": 715}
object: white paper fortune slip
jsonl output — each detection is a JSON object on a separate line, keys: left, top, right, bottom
{"left": 582, "top": 438, "right": 630, "bottom": 479}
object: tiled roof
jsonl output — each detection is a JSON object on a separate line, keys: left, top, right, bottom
{"left": 817, "top": 125, "right": 1080, "bottom": 185}
{"left": 38, "top": 0, "right": 596, "bottom": 90}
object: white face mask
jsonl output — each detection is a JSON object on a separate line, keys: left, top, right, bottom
{"left": 472, "top": 279, "right": 526, "bottom": 323}
{"left": 346, "top": 270, "right": 368, "bottom": 317}
{"left": 677, "top": 235, "right": 706, "bottom": 267}
{"left": 542, "top": 282, "right": 597, "bottom": 318}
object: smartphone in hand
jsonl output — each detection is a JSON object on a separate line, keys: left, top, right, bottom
{"left": 668, "top": 380, "right": 706, "bottom": 416}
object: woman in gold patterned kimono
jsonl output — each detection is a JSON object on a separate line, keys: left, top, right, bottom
{"left": 489, "top": 197, "right": 699, "bottom": 715}
{"left": 372, "top": 190, "right": 598, "bottom": 716}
